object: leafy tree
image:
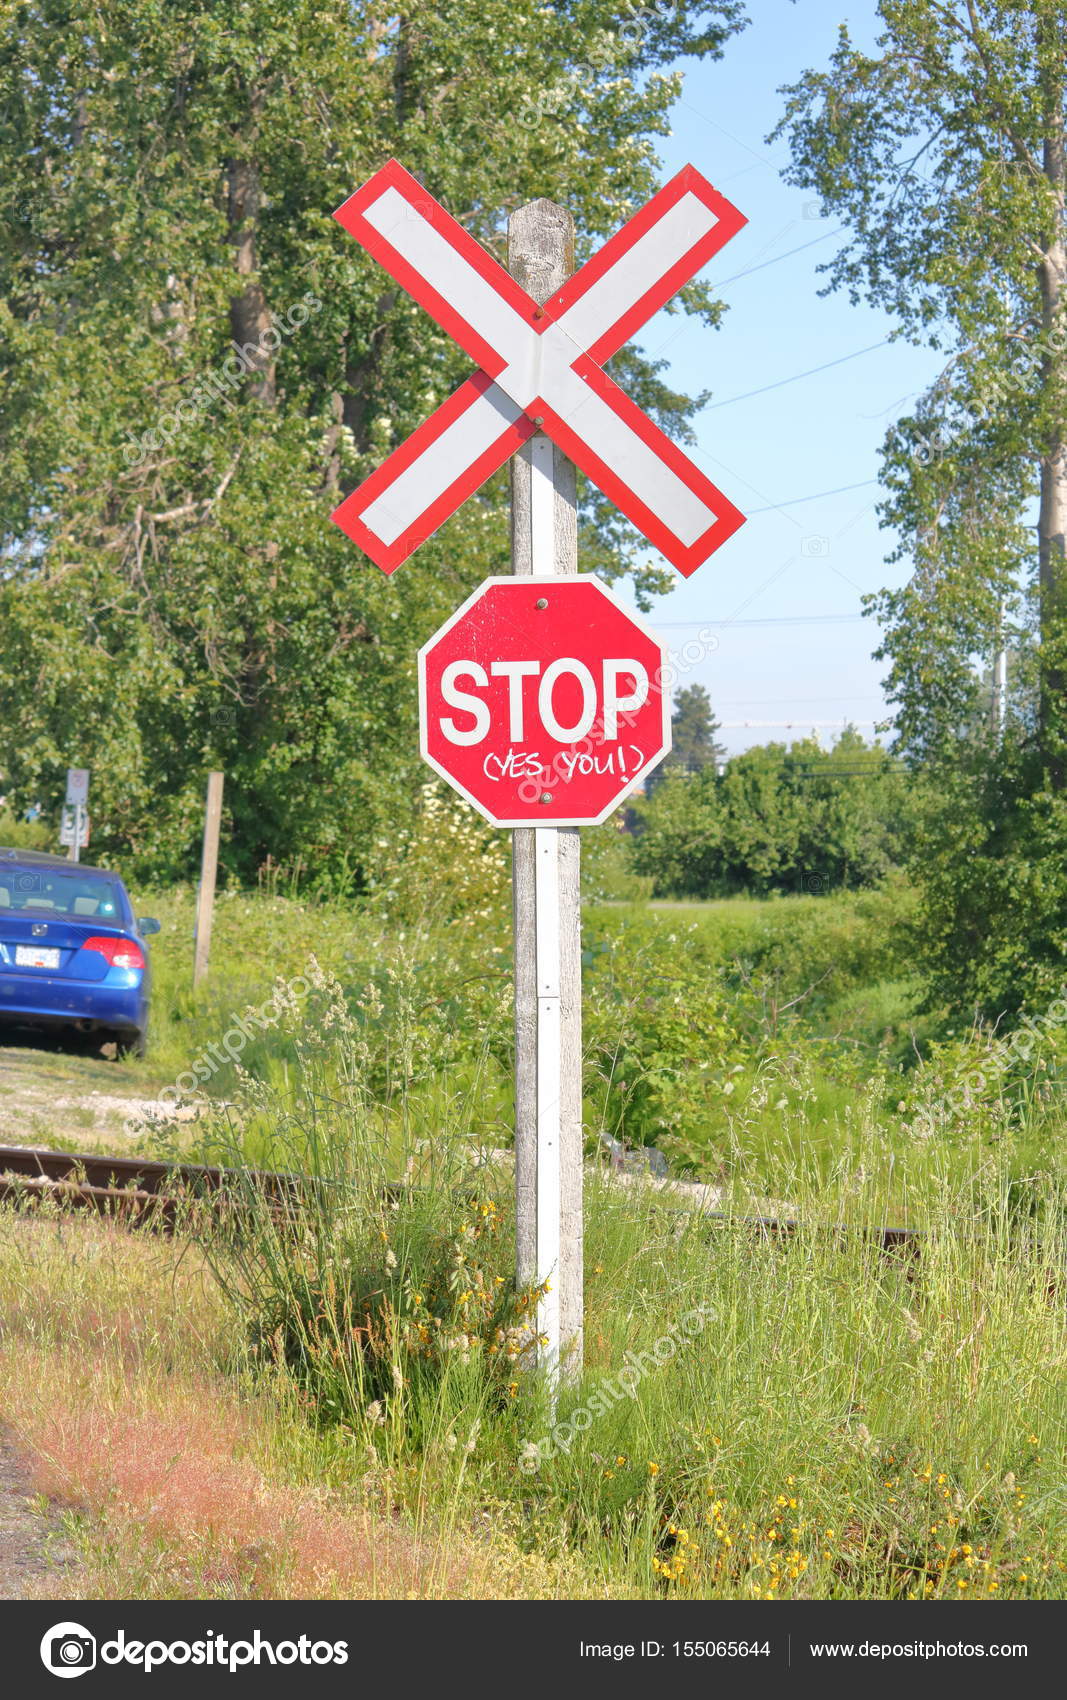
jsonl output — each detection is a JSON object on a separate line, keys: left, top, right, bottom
{"left": 633, "top": 730, "right": 914, "bottom": 896}
{"left": 645, "top": 680, "right": 725, "bottom": 796}
{"left": 667, "top": 682, "right": 726, "bottom": 772}
{"left": 0, "top": 0, "right": 746, "bottom": 882}
{"left": 775, "top": 1, "right": 1067, "bottom": 1013}
{"left": 630, "top": 766, "right": 724, "bottom": 896}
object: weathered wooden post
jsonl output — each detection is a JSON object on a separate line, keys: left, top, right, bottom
{"left": 508, "top": 199, "right": 584, "bottom": 1381}
{"left": 192, "top": 770, "right": 224, "bottom": 987}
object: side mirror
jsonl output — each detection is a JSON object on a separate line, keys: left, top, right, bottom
{"left": 138, "top": 917, "right": 161, "bottom": 936}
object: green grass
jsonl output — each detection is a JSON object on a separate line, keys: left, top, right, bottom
{"left": 191, "top": 1083, "right": 1067, "bottom": 1600}
{"left": 3, "top": 1156, "right": 1063, "bottom": 1599}
{"left": 114, "top": 881, "right": 1064, "bottom": 1215}
{"left": 5, "top": 877, "right": 1065, "bottom": 1599}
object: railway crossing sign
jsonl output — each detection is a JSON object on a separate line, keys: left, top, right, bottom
{"left": 328, "top": 162, "right": 751, "bottom": 1391}
{"left": 332, "top": 160, "right": 747, "bottom": 576}
{"left": 419, "top": 576, "right": 670, "bottom": 827}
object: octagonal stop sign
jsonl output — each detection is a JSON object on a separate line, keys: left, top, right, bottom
{"left": 418, "top": 575, "right": 671, "bottom": 827}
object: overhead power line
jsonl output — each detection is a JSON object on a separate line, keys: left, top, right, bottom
{"left": 715, "top": 694, "right": 883, "bottom": 706}
{"left": 657, "top": 613, "right": 866, "bottom": 629}
{"left": 747, "top": 478, "right": 879, "bottom": 513}
{"left": 720, "top": 719, "right": 882, "bottom": 728}
{"left": 714, "top": 226, "right": 845, "bottom": 289}
{"left": 706, "top": 340, "right": 892, "bottom": 411}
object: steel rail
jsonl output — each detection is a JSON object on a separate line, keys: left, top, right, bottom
{"left": 0, "top": 1141, "right": 303, "bottom": 1227}
{"left": 0, "top": 1141, "right": 927, "bottom": 1253}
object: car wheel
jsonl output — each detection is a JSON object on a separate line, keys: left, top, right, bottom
{"left": 116, "top": 1030, "right": 147, "bottom": 1060}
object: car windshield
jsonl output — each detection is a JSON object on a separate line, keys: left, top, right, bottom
{"left": 0, "top": 867, "right": 124, "bottom": 921}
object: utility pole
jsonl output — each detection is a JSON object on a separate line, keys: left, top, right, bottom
{"left": 991, "top": 602, "right": 1008, "bottom": 739}
{"left": 508, "top": 198, "right": 583, "bottom": 1383}
{"left": 192, "top": 771, "right": 224, "bottom": 987}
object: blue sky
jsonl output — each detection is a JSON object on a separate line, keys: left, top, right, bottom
{"left": 634, "top": 0, "right": 942, "bottom": 754}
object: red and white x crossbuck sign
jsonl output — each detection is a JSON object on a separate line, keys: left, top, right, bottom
{"left": 332, "top": 161, "right": 747, "bottom": 576}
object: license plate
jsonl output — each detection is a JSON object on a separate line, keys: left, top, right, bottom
{"left": 15, "top": 946, "right": 60, "bottom": 969}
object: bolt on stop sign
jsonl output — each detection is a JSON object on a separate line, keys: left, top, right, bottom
{"left": 419, "top": 576, "right": 670, "bottom": 826}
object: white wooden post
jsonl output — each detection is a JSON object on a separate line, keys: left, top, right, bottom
{"left": 509, "top": 200, "right": 583, "bottom": 1383}
{"left": 192, "top": 771, "right": 224, "bottom": 987}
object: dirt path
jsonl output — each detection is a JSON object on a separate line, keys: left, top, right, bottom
{"left": 0, "top": 1429, "right": 77, "bottom": 1599}
{"left": 0, "top": 1040, "right": 193, "bottom": 1152}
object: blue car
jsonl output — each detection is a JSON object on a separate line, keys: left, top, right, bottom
{"left": 0, "top": 849, "right": 159, "bottom": 1056}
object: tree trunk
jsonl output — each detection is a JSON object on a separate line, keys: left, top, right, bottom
{"left": 226, "top": 157, "right": 276, "bottom": 406}
{"left": 335, "top": 13, "right": 417, "bottom": 488}
{"left": 340, "top": 292, "right": 395, "bottom": 476}
{"left": 1035, "top": 13, "right": 1067, "bottom": 783}
{"left": 1037, "top": 427, "right": 1067, "bottom": 786}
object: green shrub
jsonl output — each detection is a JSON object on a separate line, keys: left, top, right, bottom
{"left": 580, "top": 906, "right": 885, "bottom": 1173}
{"left": 0, "top": 806, "right": 53, "bottom": 850}
{"left": 193, "top": 962, "right": 539, "bottom": 1446}
{"left": 233, "top": 1180, "right": 538, "bottom": 1435}
{"left": 580, "top": 822, "right": 653, "bottom": 903}
{"left": 906, "top": 746, "right": 1067, "bottom": 1022}
{"left": 631, "top": 733, "right": 920, "bottom": 899}
{"left": 364, "top": 782, "right": 509, "bottom": 930}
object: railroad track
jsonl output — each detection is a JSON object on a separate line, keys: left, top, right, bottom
{"left": 0, "top": 1140, "right": 925, "bottom": 1255}
{"left": 702, "top": 1210, "right": 923, "bottom": 1257}
{"left": 0, "top": 1141, "right": 303, "bottom": 1227}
